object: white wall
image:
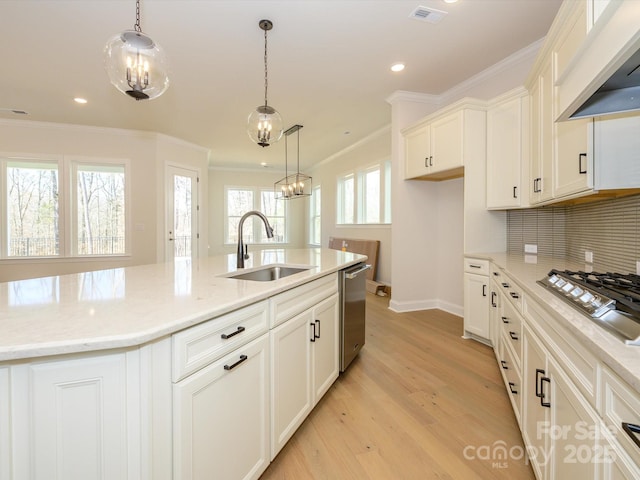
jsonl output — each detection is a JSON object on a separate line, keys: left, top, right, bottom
{"left": 307, "top": 128, "right": 392, "bottom": 285}
{"left": 207, "top": 168, "right": 306, "bottom": 256}
{"left": 0, "top": 120, "right": 209, "bottom": 282}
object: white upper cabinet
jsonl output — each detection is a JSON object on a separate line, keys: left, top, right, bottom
{"left": 486, "top": 88, "right": 528, "bottom": 209}
{"left": 403, "top": 99, "right": 486, "bottom": 181}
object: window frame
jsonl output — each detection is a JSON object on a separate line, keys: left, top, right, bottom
{"left": 224, "top": 185, "right": 289, "bottom": 246}
{"left": 309, "top": 184, "right": 322, "bottom": 246}
{"left": 336, "top": 159, "right": 392, "bottom": 226}
{"left": 0, "top": 152, "right": 131, "bottom": 261}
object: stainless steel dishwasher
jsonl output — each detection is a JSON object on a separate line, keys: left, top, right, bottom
{"left": 340, "top": 263, "right": 370, "bottom": 372}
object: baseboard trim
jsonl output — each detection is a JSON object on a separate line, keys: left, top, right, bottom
{"left": 388, "top": 298, "right": 463, "bottom": 317}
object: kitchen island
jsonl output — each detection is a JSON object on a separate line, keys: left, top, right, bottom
{"left": 0, "top": 248, "right": 365, "bottom": 480}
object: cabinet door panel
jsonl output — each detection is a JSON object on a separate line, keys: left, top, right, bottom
{"left": 487, "top": 96, "right": 523, "bottom": 208}
{"left": 405, "top": 126, "right": 431, "bottom": 179}
{"left": 549, "top": 357, "right": 599, "bottom": 480}
{"left": 463, "top": 273, "right": 489, "bottom": 340}
{"left": 311, "top": 293, "right": 339, "bottom": 403}
{"left": 29, "top": 354, "right": 129, "bottom": 480}
{"left": 554, "top": 119, "right": 592, "bottom": 198}
{"left": 0, "top": 367, "right": 9, "bottom": 480}
{"left": 173, "top": 334, "right": 270, "bottom": 480}
{"left": 431, "top": 111, "right": 463, "bottom": 173}
{"left": 270, "top": 311, "right": 313, "bottom": 459}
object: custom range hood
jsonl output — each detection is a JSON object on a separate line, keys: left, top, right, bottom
{"left": 556, "top": 1, "right": 640, "bottom": 121}
{"left": 571, "top": 48, "right": 640, "bottom": 118}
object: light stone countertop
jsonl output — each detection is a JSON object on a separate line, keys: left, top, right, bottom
{"left": 466, "top": 252, "right": 640, "bottom": 392}
{"left": 0, "top": 248, "right": 366, "bottom": 362}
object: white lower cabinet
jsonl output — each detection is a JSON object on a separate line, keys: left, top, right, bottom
{"left": 270, "top": 309, "right": 313, "bottom": 458}
{"left": 523, "top": 325, "right": 599, "bottom": 480}
{"left": 270, "top": 292, "right": 340, "bottom": 459}
{"left": 463, "top": 258, "right": 490, "bottom": 344}
{"left": 8, "top": 351, "right": 140, "bottom": 480}
{"left": 173, "top": 333, "right": 270, "bottom": 480}
{"left": 0, "top": 366, "right": 9, "bottom": 480}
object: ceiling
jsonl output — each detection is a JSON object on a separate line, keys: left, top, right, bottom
{"left": 0, "top": 0, "right": 562, "bottom": 170}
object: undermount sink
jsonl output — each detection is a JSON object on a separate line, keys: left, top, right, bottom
{"left": 224, "top": 265, "right": 311, "bottom": 282}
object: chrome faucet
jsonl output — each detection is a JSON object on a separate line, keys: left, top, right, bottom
{"left": 237, "top": 210, "right": 274, "bottom": 268}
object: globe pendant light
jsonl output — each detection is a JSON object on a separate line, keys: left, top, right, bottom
{"left": 247, "top": 20, "right": 283, "bottom": 147}
{"left": 104, "top": 0, "right": 169, "bottom": 101}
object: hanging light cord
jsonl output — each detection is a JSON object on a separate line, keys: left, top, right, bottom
{"left": 134, "top": 0, "right": 142, "bottom": 32}
{"left": 296, "top": 129, "right": 300, "bottom": 174}
{"left": 263, "top": 26, "right": 269, "bottom": 108}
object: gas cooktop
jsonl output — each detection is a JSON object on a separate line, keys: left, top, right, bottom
{"left": 537, "top": 269, "right": 640, "bottom": 346}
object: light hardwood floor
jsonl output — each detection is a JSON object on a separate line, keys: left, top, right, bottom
{"left": 260, "top": 294, "right": 535, "bottom": 480}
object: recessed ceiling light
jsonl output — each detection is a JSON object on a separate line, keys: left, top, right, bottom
{"left": 391, "top": 63, "right": 405, "bottom": 72}
{"left": 74, "top": 97, "right": 88, "bottom": 104}
{"left": 443, "top": 0, "right": 458, "bottom": 3}
{"left": 260, "top": 162, "right": 268, "bottom": 167}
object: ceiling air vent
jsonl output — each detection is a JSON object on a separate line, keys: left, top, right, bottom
{"left": 409, "top": 5, "right": 448, "bottom": 24}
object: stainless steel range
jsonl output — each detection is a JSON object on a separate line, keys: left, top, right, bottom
{"left": 538, "top": 269, "right": 640, "bottom": 346}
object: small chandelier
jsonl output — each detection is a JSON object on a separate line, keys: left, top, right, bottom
{"left": 275, "top": 125, "right": 312, "bottom": 199}
{"left": 247, "top": 19, "right": 283, "bottom": 147}
{"left": 104, "top": 0, "right": 169, "bottom": 101}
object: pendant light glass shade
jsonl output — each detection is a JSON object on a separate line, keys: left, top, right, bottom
{"left": 104, "top": 1, "right": 169, "bottom": 101}
{"left": 247, "top": 19, "right": 283, "bottom": 147}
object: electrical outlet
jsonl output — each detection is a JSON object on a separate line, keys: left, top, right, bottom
{"left": 585, "top": 251, "right": 594, "bottom": 263}
{"left": 524, "top": 244, "right": 538, "bottom": 254}
{"left": 637, "top": 261, "right": 640, "bottom": 275}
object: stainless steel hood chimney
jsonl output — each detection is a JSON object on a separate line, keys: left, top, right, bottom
{"left": 570, "top": 48, "right": 640, "bottom": 119}
{"left": 556, "top": 1, "right": 640, "bottom": 122}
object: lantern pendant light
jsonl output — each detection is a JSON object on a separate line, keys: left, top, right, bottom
{"left": 104, "top": 0, "right": 169, "bottom": 101}
{"left": 275, "top": 125, "right": 312, "bottom": 199}
{"left": 247, "top": 20, "right": 283, "bottom": 147}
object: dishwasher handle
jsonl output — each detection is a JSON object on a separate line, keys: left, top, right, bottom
{"left": 345, "top": 264, "right": 371, "bottom": 279}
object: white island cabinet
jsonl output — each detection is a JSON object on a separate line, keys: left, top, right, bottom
{"left": 0, "top": 248, "right": 362, "bottom": 480}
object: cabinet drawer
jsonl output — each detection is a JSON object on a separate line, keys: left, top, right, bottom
{"left": 464, "top": 258, "right": 489, "bottom": 275}
{"left": 501, "top": 300, "right": 523, "bottom": 367}
{"left": 600, "top": 367, "right": 640, "bottom": 467}
{"left": 498, "top": 273, "right": 523, "bottom": 312}
{"left": 498, "top": 339, "right": 522, "bottom": 424}
{"left": 172, "top": 300, "right": 269, "bottom": 382}
{"left": 270, "top": 273, "right": 338, "bottom": 328}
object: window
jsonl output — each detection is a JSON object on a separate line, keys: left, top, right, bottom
{"left": 225, "top": 187, "right": 287, "bottom": 244}
{"left": 309, "top": 185, "right": 321, "bottom": 246}
{"left": 1, "top": 155, "right": 129, "bottom": 259}
{"left": 75, "top": 163, "right": 125, "bottom": 255}
{"left": 337, "top": 160, "right": 391, "bottom": 225}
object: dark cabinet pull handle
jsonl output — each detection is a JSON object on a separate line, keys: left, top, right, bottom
{"left": 315, "top": 319, "right": 321, "bottom": 339}
{"left": 502, "top": 316, "right": 509, "bottom": 324}
{"left": 533, "top": 177, "right": 542, "bottom": 193}
{"left": 509, "top": 382, "right": 518, "bottom": 395}
{"left": 510, "top": 292, "right": 520, "bottom": 299}
{"left": 310, "top": 322, "right": 317, "bottom": 342}
{"left": 509, "top": 331, "right": 519, "bottom": 341}
{"left": 482, "top": 284, "right": 487, "bottom": 297}
{"left": 501, "top": 282, "right": 510, "bottom": 288}
{"left": 579, "top": 153, "right": 587, "bottom": 174}
{"left": 224, "top": 354, "right": 248, "bottom": 371}
{"left": 491, "top": 292, "right": 497, "bottom": 307}
{"left": 221, "top": 326, "right": 245, "bottom": 339}
{"left": 469, "top": 264, "right": 482, "bottom": 269}
{"left": 429, "top": 156, "right": 433, "bottom": 167}
{"left": 535, "top": 369, "right": 545, "bottom": 398}
{"left": 500, "top": 360, "right": 508, "bottom": 370}
{"left": 493, "top": 271, "right": 500, "bottom": 276}
{"left": 513, "top": 186, "right": 518, "bottom": 198}
{"left": 541, "top": 377, "right": 551, "bottom": 407}
{"left": 622, "top": 423, "right": 640, "bottom": 450}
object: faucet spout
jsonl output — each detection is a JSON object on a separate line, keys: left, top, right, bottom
{"left": 237, "top": 210, "right": 274, "bottom": 268}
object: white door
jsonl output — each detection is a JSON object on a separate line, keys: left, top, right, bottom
{"left": 166, "top": 166, "right": 199, "bottom": 261}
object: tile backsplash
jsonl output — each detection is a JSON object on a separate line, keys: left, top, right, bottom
{"left": 507, "top": 194, "right": 640, "bottom": 273}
